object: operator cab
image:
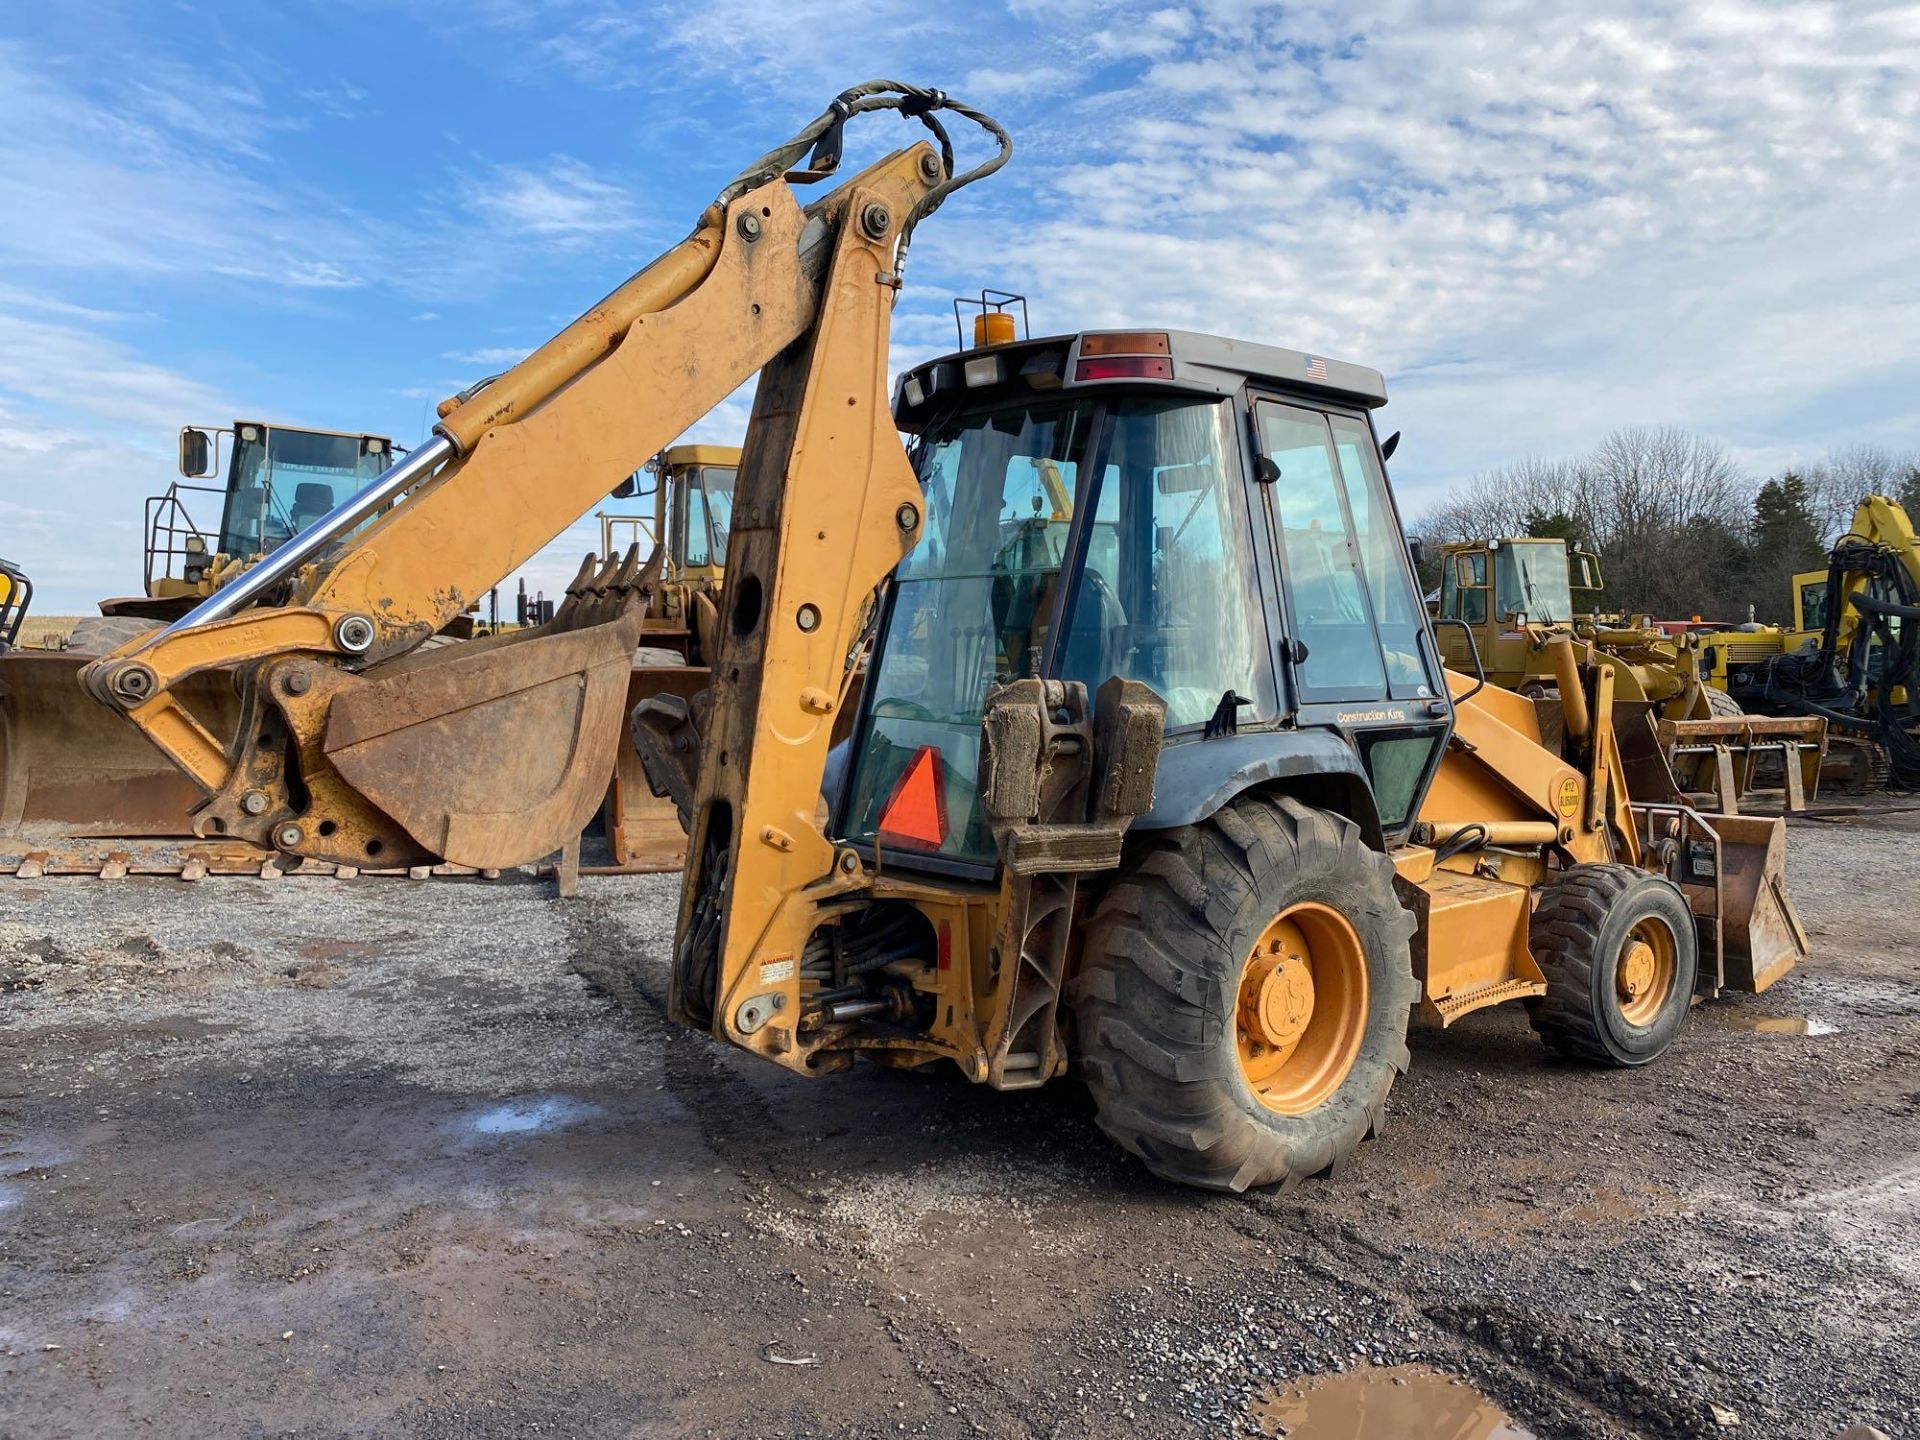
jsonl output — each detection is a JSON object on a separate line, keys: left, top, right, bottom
{"left": 663, "top": 444, "right": 738, "bottom": 579}
{"left": 839, "top": 327, "right": 1449, "bottom": 873}
{"left": 212, "top": 422, "right": 393, "bottom": 559}
{"left": 1436, "top": 538, "right": 1597, "bottom": 628}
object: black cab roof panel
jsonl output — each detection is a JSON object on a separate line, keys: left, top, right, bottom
{"left": 893, "top": 328, "right": 1388, "bottom": 431}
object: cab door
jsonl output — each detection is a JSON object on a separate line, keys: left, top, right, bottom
{"left": 1250, "top": 398, "right": 1447, "bottom": 835}
{"left": 1435, "top": 545, "right": 1493, "bottom": 672}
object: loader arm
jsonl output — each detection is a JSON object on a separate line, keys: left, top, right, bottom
{"left": 77, "top": 83, "right": 1009, "bottom": 871}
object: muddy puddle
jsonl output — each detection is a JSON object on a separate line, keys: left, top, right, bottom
{"left": 1727, "top": 1014, "right": 1838, "bottom": 1035}
{"left": 461, "top": 1095, "right": 603, "bottom": 1138}
{"left": 1251, "top": 1363, "right": 1534, "bottom": 1438}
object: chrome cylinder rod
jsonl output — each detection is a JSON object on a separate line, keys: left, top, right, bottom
{"left": 162, "top": 434, "right": 455, "bottom": 634}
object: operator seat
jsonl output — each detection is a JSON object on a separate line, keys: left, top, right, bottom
{"left": 1060, "top": 568, "right": 1127, "bottom": 697}
{"left": 289, "top": 482, "right": 335, "bottom": 533}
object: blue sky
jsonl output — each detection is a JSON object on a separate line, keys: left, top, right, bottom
{"left": 3, "top": 0, "right": 1918, "bottom": 613}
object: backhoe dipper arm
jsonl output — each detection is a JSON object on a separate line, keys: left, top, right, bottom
{"left": 77, "top": 83, "right": 1009, "bottom": 872}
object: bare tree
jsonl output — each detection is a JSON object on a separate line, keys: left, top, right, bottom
{"left": 1418, "top": 456, "right": 1587, "bottom": 543}
{"left": 1413, "top": 427, "right": 1756, "bottom": 620}
{"left": 1802, "top": 444, "right": 1920, "bottom": 539}
{"left": 1579, "top": 427, "right": 1751, "bottom": 618}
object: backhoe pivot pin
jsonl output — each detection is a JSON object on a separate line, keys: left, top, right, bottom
{"left": 334, "top": 615, "right": 376, "bottom": 654}
{"left": 108, "top": 663, "right": 157, "bottom": 707}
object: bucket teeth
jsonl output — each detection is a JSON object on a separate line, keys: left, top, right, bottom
{"left": 613, "top": 543, "right": 644, "bottom": 594}
{"left": 547, "top": 546, "right": 651, "bottom": 635}
{"left": 563, "top": 551, "right": 598, "bottom": 600}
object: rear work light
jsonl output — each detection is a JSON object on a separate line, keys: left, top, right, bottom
{"left": 1075, "top": 356, "right": 1174, "bottom": 382}
{"left": 963, "top": 355, "right": 1003, "bottom": 388}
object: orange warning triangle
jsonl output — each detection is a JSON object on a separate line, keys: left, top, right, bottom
{"left": 877, "top": 745, "right": 947, "bottom": 852}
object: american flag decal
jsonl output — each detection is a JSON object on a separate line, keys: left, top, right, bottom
{"left": 1304, "top": 354, "right": 1329, "bottom": 381}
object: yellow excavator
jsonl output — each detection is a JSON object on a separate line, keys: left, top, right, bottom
{"left": 1705, "top": 495, "right": 1920, "bottom": 789}
{"left": 53, "top": 84, "right": 1806, "bottom": 1191}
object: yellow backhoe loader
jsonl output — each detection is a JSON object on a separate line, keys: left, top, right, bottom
{"left": 51, "top": 85, "right": 1805, "bottom": 1192}
{"left": 1431, "top": 537, "right": 1825, "bottom": 812}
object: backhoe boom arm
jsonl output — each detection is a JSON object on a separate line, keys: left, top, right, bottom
{"left": 75, "top": 85, "right": 1005, "bottom": 871}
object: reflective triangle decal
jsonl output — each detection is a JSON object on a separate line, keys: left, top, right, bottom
{"left": 877, "top": 744, "right": 947, "bottom": 852}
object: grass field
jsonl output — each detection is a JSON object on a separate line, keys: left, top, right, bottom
{"left": 14, "top": 614, "right": 84, "bottom": 648}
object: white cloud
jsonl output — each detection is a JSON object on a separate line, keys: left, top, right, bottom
{"left": 0, "top": 41, "right": 375, "bottom": 290}
{"left": 459, "top": 159, "right": 642, "bottom": 245}
{"left": 443, "top": 346, "right": 533, "bottom": 367}
{"left": 0, "top": 301, "right": 229, "bottom": 612}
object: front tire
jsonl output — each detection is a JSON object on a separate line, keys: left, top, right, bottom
{"left": 1528, "top": 864, "right": 1697, "bottom": 1066}
{"left": 1070, "top": 794, "right": 1418, "bottom": 1193}
{"left": 1702, "top": 685, "right": 1743, "bottom": 719}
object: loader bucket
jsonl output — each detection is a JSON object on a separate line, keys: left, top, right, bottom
{"left": 1687, "top": 812, "right": 1808, "bottom": 994}
{"left": 606, "top": 655, "right": 708, "bottom": 870}
{"left": 324, "top": 612, "right": 645, "bottom": 870}
{"left": 0, "top": 649, "right": 238, "bottom": 838}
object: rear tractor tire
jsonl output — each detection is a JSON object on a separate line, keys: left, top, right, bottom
{"left": 1528, "top": 864, "right": 1697, "bottom": 1067}
{"left": 1070, "top": 794, "right": 1419, "bottom": 1193}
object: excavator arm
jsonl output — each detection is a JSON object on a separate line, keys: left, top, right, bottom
{"left": 77, "top": 82, "right": 1009, "bottom": 871}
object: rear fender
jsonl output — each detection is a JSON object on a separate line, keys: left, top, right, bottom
{"left": 1133, "top": 729, "right": 1382, "bottom": 849}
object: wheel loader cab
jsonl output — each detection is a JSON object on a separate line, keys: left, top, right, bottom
{"left": 218, "top": 423, "right": 392, "bottom": 560}
{"left": 851, "top": 330, "right": 1451, "bottom": 869}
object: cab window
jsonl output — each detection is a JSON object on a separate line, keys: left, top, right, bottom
{"left": 1257, "top": 403, "right": 1437, "bottom": 702}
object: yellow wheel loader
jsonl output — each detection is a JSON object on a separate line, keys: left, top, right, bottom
{"left": 106, "top": 421, "right": 399, "bottom": 623}
{"left": 0, "top": 559, "right": 29, "bottom": 652}
{"left": 595, "top": 442, "right": 871, "bottom": 870}
{"left": 596, "top": 444, "right": 742, "bottom": 869}
{"left": 0, "top": 421, "right": 408, "bottom": 873}
{"left": 1431, "top": 537, "right": 1825, "bottom": 813}
{"left": 49, "top": 84, "right": 1805, "bottom": 1191}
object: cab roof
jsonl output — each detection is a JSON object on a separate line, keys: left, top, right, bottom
{"left": 893, "top": 327, "right": 1387, "bottom": 433}
{"left": 227, "top": 420, "right": 393, "bottom": 446}
{"left": 661, "top": 443, "right": 742, "bottom": 468}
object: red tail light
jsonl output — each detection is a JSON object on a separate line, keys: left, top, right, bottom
{"left": 1075, "top": 356, "right": 1174, "bottom": 382}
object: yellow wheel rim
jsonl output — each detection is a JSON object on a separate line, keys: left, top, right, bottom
{"left": 1235, "top": 902, "right": 1368, "bottom": 1115}
{"left": 1616, "top": 917, "right": 1678, "bottom": 1026}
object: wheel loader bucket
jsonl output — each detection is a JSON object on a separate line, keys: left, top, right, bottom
{"left": 0, "top": 649, "right": 239, "bottom": 839}
{"left": 605, "top": 654, "right": 708, "bottom": 870}
{"left": 324, "top": 609, "right": 647, "bottom": 870}
{"left": 1652, "top": 808, "right": 1808, "bottom": 995}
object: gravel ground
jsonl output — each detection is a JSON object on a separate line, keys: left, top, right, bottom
{"left": 1, "top": 805, "right": 1916, "bottom": 1439}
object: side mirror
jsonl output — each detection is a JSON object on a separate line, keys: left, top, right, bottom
{"left": 1407, "top": 537, "right": 1427, "bottom": 571}
{"left": 1571, "top": 548, "right": 1604, "bottom": 591}
{"left": 178, "top": 428, "right": 213, "bottom": 479}
{"left": 1381, "top": 430, "right": 1400, "bottom": 462}
{"left": 610, "top": 473, "right": 639, "bottom": 500}
{"left": 1453, "top": 551, "right": 1488, "bottom": 588}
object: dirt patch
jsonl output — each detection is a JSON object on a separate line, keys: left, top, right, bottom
{"left": 0, "top": 811, "right": 1914, "bottom": 1437}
